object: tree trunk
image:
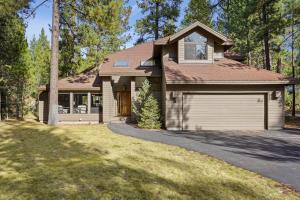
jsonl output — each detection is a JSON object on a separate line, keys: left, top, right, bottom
{"left": 262, "top": 4, "right": 272, "bottom": 70}
{"left": 291, "top": 11, "right": 296, "bottom": 117}
{"left": 48, "top": 0, "right": 60, "bottom": 125}
{"left": 276, "top": 57, "right": 281, "bottom": 73}
{"left": 154, "top": 2, "right": 159, "bottom": 40}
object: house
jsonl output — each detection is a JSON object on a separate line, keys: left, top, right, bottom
{"left": 39, "top": 21, "right": 291, "bottom": 131}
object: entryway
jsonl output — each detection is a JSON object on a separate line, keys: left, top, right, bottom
{"left": 117, "top": 91, "right": 131, "bottom": 116}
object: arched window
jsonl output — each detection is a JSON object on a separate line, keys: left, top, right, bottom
{"left": 184, "top": 32, "right": 207, "bottom": 60}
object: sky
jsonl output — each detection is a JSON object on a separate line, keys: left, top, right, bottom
{"left": 25, "top": 0, "right": 189, "bottom": 48}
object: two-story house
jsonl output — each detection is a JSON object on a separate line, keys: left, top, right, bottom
{"left": 39, "top": 22, "right": 291, "bottom": 131}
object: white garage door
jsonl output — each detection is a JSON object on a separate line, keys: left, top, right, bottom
{"left": 183, "top": 94, "right": 265, "bottom": 130}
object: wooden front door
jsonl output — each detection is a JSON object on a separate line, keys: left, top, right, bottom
{"left": 117, "top": 92, "right": 131, "bottom": 116}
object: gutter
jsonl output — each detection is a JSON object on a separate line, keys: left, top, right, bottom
{"left": 166, "top": 80, "right": 292, "bottom": 85}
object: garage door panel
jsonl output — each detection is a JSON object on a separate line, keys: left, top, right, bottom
{"left": 183, "top": 94, "right": 265, "bottom": 130}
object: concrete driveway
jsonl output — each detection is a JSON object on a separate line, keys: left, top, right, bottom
{"left": 108, "top": 123, "right": 300, "bottom": 191}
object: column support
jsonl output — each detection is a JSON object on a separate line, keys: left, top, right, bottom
{"left": 70, "top": 92, "right": 73, "bottom": 114}
{"left": 88, "top": 92, "right": 91, "bottom": 114}
{"left": 130, "top": 77, "right": 136, "bottom": 122}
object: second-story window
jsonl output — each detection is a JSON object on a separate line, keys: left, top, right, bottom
{"left": 184, "top": 32, "right": 207, "bottom": 60}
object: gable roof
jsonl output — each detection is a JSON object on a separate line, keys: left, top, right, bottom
{"left": 99, "top": 42, "right": 161, "bottom": 77}
{"left": 164, "top": 58, "right": 290, "bottom": 84}
{"left": 155, "top": 21, "right": 233, "bottom": 46}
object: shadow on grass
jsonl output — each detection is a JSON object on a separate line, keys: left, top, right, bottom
{"left": 0, "top": 121, "right": 295, "bottom": 199}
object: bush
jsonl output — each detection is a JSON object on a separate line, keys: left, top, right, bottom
{"left": 138, "top": 95, "right": 161, "bottom": 129}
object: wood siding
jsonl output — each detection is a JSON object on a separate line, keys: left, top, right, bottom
{"left": 39, "top": 91, "right": 49, "bottom": 122}
{"left": 214, "top": 43, "right": 224, "bottom": 59}
{"left": 165, "top": 84, "right": 285, "bottom": 131}
{"left": 103, "top": 77, "right": 114, "bottom": 123}
{"left": 58, "top": 114, "right": 101, "bottom": 122}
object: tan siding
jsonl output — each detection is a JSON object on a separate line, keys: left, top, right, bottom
{"left": 161, "top": 76, "right": 167, "bottom": 128}
{"left": 178, "top": 31, "right": 214, "bottom": 64}
{"left": 58, "top": 114, "right": 100, "bottom": 122}
{"left": 165, "top": 91, "right": 182, "bottom": 130}
{"left": 214, "top": 43, "right": 224, "bottom": 59}
{"left": 268, "top": 90, "right": 284, "bottom": 129}
{"left": 38, "top": 91, "right": 48, "bottom": 122}
{"left": 102, "top": 77, "right": 114, "bottom": 123}
{"left": 162, "top": 43, "right": 177, "bottom": 60}
{"left": 131, "top": 77, "right": 136, "bottom": 121}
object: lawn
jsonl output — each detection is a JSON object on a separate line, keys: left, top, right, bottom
{"left": 0, "top": 121, "right": 299, "bottom": 200}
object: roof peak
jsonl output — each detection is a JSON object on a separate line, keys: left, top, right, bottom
{"left": 155, "top": 21, "right": 233, "bottom": 46}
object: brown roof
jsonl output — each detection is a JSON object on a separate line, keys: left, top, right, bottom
{"left": 164, "top": 58, "right": 290, "bottom": 84}
{"left": 39, "top": 68, "right": 101, "bottom": 91}
{"left": 155, "top": 22, "right": 233, "bottom": 46}
{"left": 154, "top": 36, "right": 170, "bottom": 45}
{"left": 99, "top": 42, "right": 161, "bottom": 77}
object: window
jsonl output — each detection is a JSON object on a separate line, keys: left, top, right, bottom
{"left": 73, "top": 93, "right": 88, "bottom": 114}
{"left": 58, "top": 93, "right": 70, "bottom": 114}
{"left": 114, "top": 60, "right": 129, "bottom": 67}
{"left": 140, "top": 59, "right": 156, "bottom": 67}
{"left": 91, "top": 94, "right": 102, "bottom": 113}
{"left": 184, "top": 32, "right": 207, "bottom": 60}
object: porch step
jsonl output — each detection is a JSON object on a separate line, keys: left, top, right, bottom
{"left": 110, "top": 116, "right": 131, "bottom": 123}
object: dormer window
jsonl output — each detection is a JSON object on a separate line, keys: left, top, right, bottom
{"left": 184, "top": 32, "right": 207, "bottom": 60}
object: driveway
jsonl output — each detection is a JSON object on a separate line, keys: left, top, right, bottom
{"left": 108, "top": 123, "right": 300, "bottom": 191}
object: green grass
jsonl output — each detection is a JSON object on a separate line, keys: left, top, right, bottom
{"left": 0, "top": 121, "right": 299, "bottom": 200}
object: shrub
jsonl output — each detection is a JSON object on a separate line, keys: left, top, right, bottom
{"left": 138, "top": 95, "right": 161, "bottom": 129}
{"left": 133, "top": 79, "right": 161, "bottom": 129}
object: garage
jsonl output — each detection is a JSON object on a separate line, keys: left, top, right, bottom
{"left": 182, "top": 93, "right": 266, "bottom": 131}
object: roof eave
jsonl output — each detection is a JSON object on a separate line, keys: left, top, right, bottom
{"left": 169, "top": 22, "right": 229, "bottom": 43}
{"left": 166, "top": 80, "right": 292, "bottom": 85}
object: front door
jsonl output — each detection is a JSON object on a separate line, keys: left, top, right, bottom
{"left": 117, "top": 91, "right": 131, "bottom": 116}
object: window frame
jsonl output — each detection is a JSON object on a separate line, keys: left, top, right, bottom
{"left": 58, "top": 93, "right": 71, "bottom": 114}
{"left": 184, "top": 32, "right": 208, "bottom": 60}
{"left": 72, "top": 93, "right": 89, "bottom": 114}
{"left": 90, "top": 93, "right": 103, "bottom": 114}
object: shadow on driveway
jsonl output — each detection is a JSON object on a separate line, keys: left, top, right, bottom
{"left": 108, "top": 123, "right": 300, "bottom": 191}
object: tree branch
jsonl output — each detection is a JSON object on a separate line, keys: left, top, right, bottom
{"left": 25, "top": 0, "right": 49, "bottom": 19}
{"left": 60, "top": 15, "right": 75, "bottom": 37}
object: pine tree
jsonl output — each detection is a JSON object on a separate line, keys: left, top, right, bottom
{"left": 135, "top": 0, "right": 182, "bottom": 43}
{"left": 132, "top": 79, "right": 151, "bottom": 121}
{"left": 182, "top": 0, "right": 212, "bottom": 27}
{"left": 48, "top": 0, "right": 60, "bottom": 125}
{"left": 138, "top": 95, "right": 161, "bottom": 129}
{"left": 59, "top": 0, "right": 131, "bottom": 76}
{"left": 30, "top": 28, "right": 51, "bottom": 86}
{"left": 0, "top": 0, "right": 33, "bottom": 119}
{"left": 133, "top": 78, "right": 161, "bottom": 129}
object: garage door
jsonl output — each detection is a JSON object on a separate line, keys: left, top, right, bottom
{"left": 183, "top": 94, "right": 265, "bottom": 130}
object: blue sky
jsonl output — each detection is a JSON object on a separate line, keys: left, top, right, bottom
{"left": 25, "top": 0, "right": 189, "bottom": 48}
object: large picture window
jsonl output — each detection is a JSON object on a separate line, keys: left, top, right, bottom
{"left": 184, "top": 32, "right": 207, "bottom": 60}
{"left": 91, "top": 94, "right": 102, "bottom": 113}
{"left": 73, "top": 93, "right": 88, "bottom": 114}
{"left": 58, "top": 93, "right": 70, "bottom": 114}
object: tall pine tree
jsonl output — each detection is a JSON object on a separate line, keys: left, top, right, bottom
{"left": 59, "top": 0, "right": 131, "bottom": 77}
{"left": 182, "top": 0, "right": 212, "bottom": 27}
{"left": 135, "top": 0, "right": 182, "bottom": 43}
{"left": 30, "top": 28, "right": 51, "bottom": 87}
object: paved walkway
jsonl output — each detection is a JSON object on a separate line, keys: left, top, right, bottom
{"left": 108, "top": 123, "right": 300, "bottom": 191}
